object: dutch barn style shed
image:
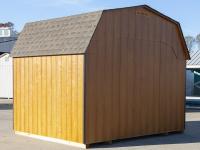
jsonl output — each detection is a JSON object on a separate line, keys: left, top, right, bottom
{"left": 11, "top": 5, "right": 190, "bottom": 148}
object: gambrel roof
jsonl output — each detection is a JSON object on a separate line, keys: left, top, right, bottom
{"left": 11, "top": 5, "right": 190, "bottom": 59}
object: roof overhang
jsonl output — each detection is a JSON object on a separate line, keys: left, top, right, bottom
{"left": 0, "top": 53, "right": 9, "bottom": 58}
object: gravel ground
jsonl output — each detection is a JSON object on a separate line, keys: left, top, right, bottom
{"left": 1, "top": 99, "right": 200, "bottom": 150}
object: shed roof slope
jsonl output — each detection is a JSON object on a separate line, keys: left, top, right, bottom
{"left": 11, "top": 11, "right": 102, "bottom": 57}
{"left": 187, "top": 51, "right": 200, "bottom": 66}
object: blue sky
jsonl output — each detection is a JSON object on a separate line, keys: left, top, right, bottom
{"left": 1, "top": 0, "right": 199, "bottom": 36}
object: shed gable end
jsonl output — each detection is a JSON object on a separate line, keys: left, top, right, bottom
{"left": 142, "top": 6, "right": 189, "bottom": 60}
{"left": 141, "top": 6, "right": 187, "bottom": 60}
{"left": 84, "top": 7, "right": 186, "bottom": 144}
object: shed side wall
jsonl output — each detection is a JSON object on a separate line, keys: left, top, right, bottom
{"left": 13, "top": 55, "right": 84, "bottom": 143}
{"left": 85, "top": 8, "right": 186, "bottom": 144}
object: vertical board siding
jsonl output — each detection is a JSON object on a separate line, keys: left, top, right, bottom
{"left": 46, "top": 57, "right": 52, "bottom": 137}
{"left": 41, "top": 57, "right": 47, "bottom": 136}
{"left": 13, "top": 55, "right": 84, "bottom": 143}
{"left": 85, "top": 8, "right": 186, "bottom": 144}
{"left": 111, "top": 10, "right": 121, "bottom": 139}
{"left": 24, "top": 58, "right": 29, "bottom": 133}
{"left": 13, "top": 59, "right": 18, "bottom": 131}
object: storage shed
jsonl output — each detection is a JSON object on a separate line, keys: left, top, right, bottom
{"left": 11, "top": 5, "right": 190, "bottom": 148}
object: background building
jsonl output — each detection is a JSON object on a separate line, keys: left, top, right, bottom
{"left": 186, "top": 51, "right": 200, "bottom": 99}
{"left": 0, "top": 22, "right": 18, "bottom": 98}
{"left": 0, "top": 22, "right": 17, "bottom": 37}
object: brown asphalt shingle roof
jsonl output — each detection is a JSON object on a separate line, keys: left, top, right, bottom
{"left": 11, "top": 11, "right": 102, "bottom": 57}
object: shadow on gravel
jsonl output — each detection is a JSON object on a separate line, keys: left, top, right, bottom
{"left": 0, "top": 104, "right": 13, "bottom": 110}
{"left": 91, "top": 120, "right": 200, "bottom": 149}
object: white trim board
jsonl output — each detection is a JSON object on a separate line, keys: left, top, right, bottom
{"left": 186, "top": 96, "right": 200, "bottom": 100}
{"left": 15, "top": 131, "right": 87, "bottom": 149}
{"left": 187, "top": 65, "right": 200, "bottom": 69}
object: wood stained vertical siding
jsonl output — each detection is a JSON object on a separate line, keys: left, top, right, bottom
{"left": 85, "top": 8, "right": 186, "bottom": 144}
{"left": 13, "top": 55, "right": 84, "bottom": 143}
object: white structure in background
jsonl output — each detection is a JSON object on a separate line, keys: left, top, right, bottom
{"left": 0, "top": 53, "right": 13, "bottom": 98}
{"left": 0, "top": 22, "right": 17, "bottom": 37}
{"left": 0, "top": 22, "right": 18, "bottom": 98}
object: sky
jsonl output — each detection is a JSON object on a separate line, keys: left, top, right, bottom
{"left": 1, "top": 0, "right": 200, "bottom": 37}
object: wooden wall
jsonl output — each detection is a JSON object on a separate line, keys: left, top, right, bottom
{"left": 13, "top": 55, "right": 84, "bottom": 143}
{"left": 85, "top": 7, "right": 186, "bottom": 144}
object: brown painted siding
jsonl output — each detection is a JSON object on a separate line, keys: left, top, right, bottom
{"left": 13, "top": 55, "right": 84, "bottom": 143}
{"left": 85, "top": 7, "right": 186, "bottom": 144}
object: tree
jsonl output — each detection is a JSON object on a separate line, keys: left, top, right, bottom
{"left": 196, "top": 34, "right": 200, "bottom": 50}
{"left": 185, "top": 36, "right": 195, "bottom": 52}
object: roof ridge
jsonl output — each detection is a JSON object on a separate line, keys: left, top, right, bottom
{"left": 23, "top": 5, "right": 154, "bottom": 26}
{"left": 26, "top": 10, "right": 103, "bottom": 26}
